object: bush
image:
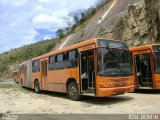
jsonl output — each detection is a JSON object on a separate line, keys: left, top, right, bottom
{"left": 0, "top": 62, "right": 7, "bottom": 71}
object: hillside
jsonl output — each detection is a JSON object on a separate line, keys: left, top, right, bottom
{"left": 0, "top": 39, "right": 58, "bottom": 78}
{"left": 53, "top": 0, "right": 160, "bottom": 50}
{"left": 0, "top": 0, "right": 160, "bottom": 78}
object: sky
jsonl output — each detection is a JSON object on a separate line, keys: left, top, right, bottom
{"left": 0, "top": 0, "right": 98, "bottom": 53}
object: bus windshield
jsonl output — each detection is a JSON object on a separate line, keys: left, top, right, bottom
{"left": 97, "top": 47, "right": 132, "bottom": 76}
{"left": 154, "top": 52, "right": 160, "bottom": 73}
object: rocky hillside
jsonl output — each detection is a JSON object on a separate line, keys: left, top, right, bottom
{"left": 53, "top": 0, "right": 160, "bottom": 50}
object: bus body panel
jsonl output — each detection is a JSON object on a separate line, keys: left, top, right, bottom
{"left": 32, "top": 72, "right": 41, "bottom": 89}
{"left": 96, "top": 76, "right": 135, "bottom": 96}
{"left": 153, "top": 74, "right": 160, "bottom": 89}
{"left": 47, "top": 70, "right": 55, "bottom": 91}
{"left": 53, "top": 69, "right": 70, "bottom": 93}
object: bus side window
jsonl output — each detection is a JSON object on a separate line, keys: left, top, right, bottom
{"left": 32, "top": 60, "right": 40, "bottom": 72}
{"left": 66, "top": 50, "right": 78, "bottom": 68}
{"left": 20, "top": 65, "right": 25, "bottom": 74}
{"left": 48, "top": 55, "right": 55, "bottom": 70}
{"left": 55, "top": 53, "right": 66, "bottom": 70}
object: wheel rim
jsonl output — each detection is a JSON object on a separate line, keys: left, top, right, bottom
{"left": 70, "top": 86, "right": 77, "bottom": 96}
{"left": 35, "top": 82, "right": 39, "bottom": 92}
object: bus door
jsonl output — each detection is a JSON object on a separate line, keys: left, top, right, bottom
{"left": 41, "top": 60, "right": 48, "bottom": 90}
{"left": 134, "top": 53, "right": 153, "bottom": 88}
{"left": 79, "top": 49, "right": 95, "bottom": 95}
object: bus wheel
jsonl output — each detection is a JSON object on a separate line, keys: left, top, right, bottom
{"left": 34, "top": 80, "right": 41, "bottom": 94}
{"left": 68, "top": 81, "right": 81, "bottom": 101}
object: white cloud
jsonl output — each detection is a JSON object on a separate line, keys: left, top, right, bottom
{"left": 0, "top": 0, "right": 98, "bottom": 53}
{"left": 32, "top": 13, "right": 55, "bottom": 28}
{"left": 38, "top": 0, "right": 53, "bottom": 3}
{"left": 0, "top": 0, "right": 29, "bottom": 7}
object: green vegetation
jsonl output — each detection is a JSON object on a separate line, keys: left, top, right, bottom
{"left": 0, "top": 38, "right": 59, "bottom": 75}
{"left": 97, "top": 28, "right": 106, "bottom": 37}
{"left": 0, "top": 0, "right": 108, "bottom": 78}
{"left": 0, "top": 61, "right": 7, "bottom": 71}
{"left": 0, "top": 39, "right": 58, "bottom": 63}
{"left": 0, "top": 84, "right": 15, "bottom": 88}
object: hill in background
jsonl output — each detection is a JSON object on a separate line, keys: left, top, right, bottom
{"left": 0, "top": 39, "right": 58, "bottom": 78}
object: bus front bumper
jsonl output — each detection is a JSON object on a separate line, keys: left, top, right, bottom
{"left": 96, "top": 85, "right": 135, "bottom": 97}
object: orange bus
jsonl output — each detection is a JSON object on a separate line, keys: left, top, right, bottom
{"left": 130, "top": 44, "right": 160, "bottom": 89}
{"left": 19, "top": 38, "right": 134, "bottom": 100}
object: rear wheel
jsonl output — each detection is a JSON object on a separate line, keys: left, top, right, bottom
{"left": 34, "top": 80, "right": 41, "bottom": 94}
{"left": 68, "top": 81, "right": 81, "bottom": 101}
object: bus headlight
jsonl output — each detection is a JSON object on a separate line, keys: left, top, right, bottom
{"left": 99, "top": 83, "right": 113, "bottom": 88}
{"left": 156, "top": 80, "right": 160, "bottom": 83}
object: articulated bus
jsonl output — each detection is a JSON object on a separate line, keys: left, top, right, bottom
{"left": 130, "top": 44, "right": 160, "bottom": 89}
{"left": 18, "top": 38, "right": 134, "bottom": 100}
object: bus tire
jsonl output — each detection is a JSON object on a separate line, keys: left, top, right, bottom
{"left": 34, "top": 80, "right": 41, "bottom": 94}
{"left": 68, "top": 81, "right": 81, "bottom": 101}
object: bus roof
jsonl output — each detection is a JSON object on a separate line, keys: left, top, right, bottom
{"left": 32, "top": 38, "right": 97, "bottom": 61}
{"left": 129, "top": 44, "right": 160, "bottom": 52}
{"left": 30, "top": 38, "right": 127, "bottom": 61}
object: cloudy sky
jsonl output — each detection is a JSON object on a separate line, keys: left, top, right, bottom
{"left": 0, "top": 0, "right": 98, "bottom": 53}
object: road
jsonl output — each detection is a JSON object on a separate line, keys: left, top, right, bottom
{"left": 0, "top": 80, "right": 160, "bottom": 114}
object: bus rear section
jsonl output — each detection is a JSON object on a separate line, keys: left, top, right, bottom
{"left": 13, "top": 71, "right": 19, "bottom": 83}
{"left": 130, "top": 45, "right": 160, "bottom": 89}
{"left": 19, "top": 60, "right": 32, "bottom": 88}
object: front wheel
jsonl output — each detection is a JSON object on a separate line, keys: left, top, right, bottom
{"left": 34, "top": 80, "right": 41, "bottom": 94}
{"left": 68, "top": 81, "right": 81, "bottom": 101}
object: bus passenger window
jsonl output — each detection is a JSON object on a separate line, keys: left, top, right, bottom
{"left": 66, "top": 50, "right": 78, "bottom": 68}
{"left": 48, "top": 55, "right": 55, "bottom": 70}
{"left": 55, "top": 53, "right": 66, "bottom": 69}
{"left": 32, "top": 60, "right": 40, "bottom": 72}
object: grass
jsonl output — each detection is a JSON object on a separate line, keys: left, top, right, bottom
{"left": 0, "top": 84, "right": 15, "bottom": 88}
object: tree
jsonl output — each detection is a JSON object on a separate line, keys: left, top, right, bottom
{"left": 73, "top": 15, "right": 80, "bottom": 24}
{"left": 56, "top": 29, "right": 64, "bottom": 39}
